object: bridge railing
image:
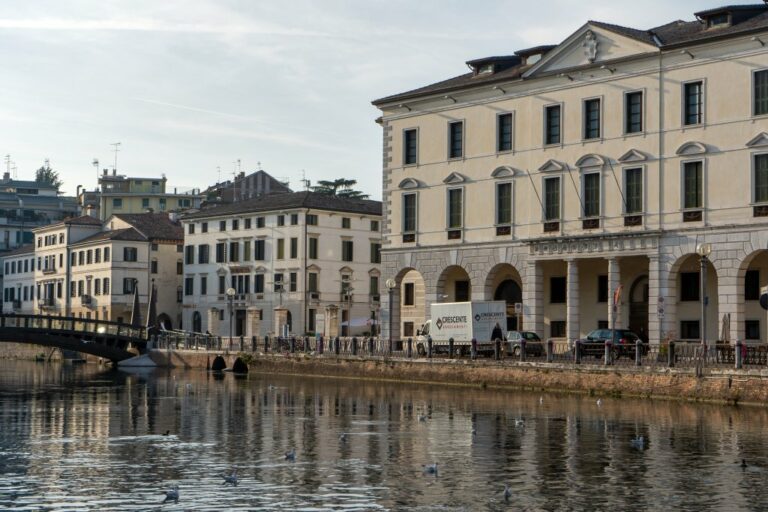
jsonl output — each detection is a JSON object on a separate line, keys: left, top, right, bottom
{"left": 0, "top": 313, "right": 147, "bottom": 340}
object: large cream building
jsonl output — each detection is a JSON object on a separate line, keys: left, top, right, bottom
{"left": 373, "top": 4, "right": 768, "bottom": 345}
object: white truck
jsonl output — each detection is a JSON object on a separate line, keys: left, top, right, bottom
{"left": 417, "top": 301, "right": 507, "bottom": 356}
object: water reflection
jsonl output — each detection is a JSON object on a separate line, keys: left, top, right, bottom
{"left": 0, "top": 361, "right": 767, "bottom": 510}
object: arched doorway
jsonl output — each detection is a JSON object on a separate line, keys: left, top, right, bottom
{"left": 396, "top": 268, "right": 426, "bottom": 341}
{"left": 286, "top": 311, "right": 293, "bottom": 333}
{"left": 628, "top": 275, "right": 648, "bottom": 342}
{"left": 669, "top": 254, "right": 719, "bottom": 343}
{"left": 436, "top": 265, "right": 471, "bottom": 302}
{"left": 192, "top": 311, "right": 202, "bottom": 333}
{"left": 157, "top": 313, "right": 173, "bottom": 331}
{"left": 495, "top": 280, "right": 523, "bottom": 330}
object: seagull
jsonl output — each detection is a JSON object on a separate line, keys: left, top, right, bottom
{"left": 418, "top": 414, "right": 427, "bottom": 422}
{"left": 423, "top": 462, "right": 438, "bottom": 475}
{"left": 339, "top": 433, "right": 347, "bottom": 442}
{"left": 514, "top": 419, "right": 525, "bottom": 428}
{"left": 222, "top": 468, "right": 238, "bottom": 486}
{"left": 741, "top": 459, "right": 748, "bottom": 469}
{"left": 471, "top": 428, "right": 477, "bottom": 436}
{"left": 539, "top": 396, "right": 544, "bottom": 404}
{"left": 285, "top": 448, "right": 296, "bottom": 461}
{"left": 162, "top": 485, "right": 179, "bottom": 503}
{"left": 503, "top": 484, "right": 512, "bottom": 502}
{"left": 630, "top": 436, "right": 645, "bottom": 450}
{"left": 596, "top": 399, "right": 603, "bottom": 406}
{"left": 162, "top": 430, "right": 170, "bottom": 436}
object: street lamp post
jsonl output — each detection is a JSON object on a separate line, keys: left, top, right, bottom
{"left": 386, "top": 278, "right": 397, "bottom": 354}
{"left": 697, "top": 243, "right": 712, "bottom": 357}
{"left": 226, "top": 287, "right": 236, "bottom": 348}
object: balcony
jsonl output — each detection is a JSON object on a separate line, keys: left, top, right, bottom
{"left": 40, "top": 297, "right": 55, "bottom": 308}
{"left": 42, "top": 267, "right": 57, "bottom": 275}
{"left": 80, "top": 295, "right": 93, "bottom": 307}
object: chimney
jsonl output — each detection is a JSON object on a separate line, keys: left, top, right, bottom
{"left": 103, "top": 169, "right": 108, "bottom": 176}
{"left": 2, "top": 172, "right": 9, "bottom": 182}
{"left": 168, "top": 211, "right": 179, "bottom": 222}
{"left": 112, "top": 169, "right": 116, "bottom": 176}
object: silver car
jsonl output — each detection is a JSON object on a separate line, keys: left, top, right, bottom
{"left": 505, "top": 331, "right": 543, "bottom": 357}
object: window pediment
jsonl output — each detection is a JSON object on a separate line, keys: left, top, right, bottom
{"left": 442, "top": 172, "right": 467, "bottom": 184}
{"left": 539, "top": 159, "right": 565, "bottom": 172}
{"left": 398, "top": 178, "right": 422, "bottom": 190}
{"left": 618, "top": 149, "right": 648, "bottom": 163}
{"left": 339, "top": 266, "right": 353, "bottom": 274}
{"left": 307, "top": 264, "right": 321, "bottom": 272}
{"left": 676, "top": 141, "right": 708, "bottom": 156}
{"left": 491, "top": 166, "right": 521, "bottom": 178}
{"left": 368, "top": 268, "right": 381, "bottom": 276}
{"left": 746, "top": 132, "right": 768, "bottom": 148}
{"left": 575, "top": 154, "right": 605, "bottom": 168}
{"left": 254, "top": 266, "right": 268, "bottom": 273}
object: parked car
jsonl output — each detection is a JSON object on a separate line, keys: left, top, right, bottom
{"left": 577, "top": 329, "right": 646, "bottom": 358}
{"left": 505, "top": 331, "right": 544, "bottom": 357}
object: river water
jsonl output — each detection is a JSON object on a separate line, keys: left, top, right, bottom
{"left": 0, "top": 361, "right": 766, "bottom": 511}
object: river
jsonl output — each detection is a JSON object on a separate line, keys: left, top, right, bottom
{"left": 0, "top": 361, "right": 766, "bottom": 511}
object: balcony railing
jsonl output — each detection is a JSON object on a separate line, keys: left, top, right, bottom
{"left": 42, "top": 267, "right": 57, "bottom": 275}
{"left": 543, "top": 221, "right": 560, "bottom": 233}
{"left": 683, "top": 210, "right": 702, "bottom": 222}
{"left": 40, "top": 297, "right": 55, "bottom": 308}
{"left": 80, "top": 295, "right": 93, "bottom": 306}
{"left": 582, "top": 218, "right": 600, "bottom": 230}
{"left": 309, "top": 292, "right": 320, "bottom": 301}
{"left": 624, "top": 214, "right": 642, "bottom": 226}
{"left": 754, "top": 205, "right": 768, "bottom": 217}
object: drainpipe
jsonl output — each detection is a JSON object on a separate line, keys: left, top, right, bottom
{"left": 657, "top": 40, "right": 665, "bottom": 233}
{"left": 65, "top": 225, "right": 71, "bottom": 316}
{"left": 303, "top": 208, "right": 309, "bottom": 335}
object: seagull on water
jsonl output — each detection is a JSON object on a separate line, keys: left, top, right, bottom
{"left": 503, "top": 484, "right": 512, "bottom": 502}
{"left": 285, "top": 448, "right": 296, "bottom": 461}
{"left": 539, "top": 396, "right": 544, "bottom": 404}
{"left": 423, "top": 462, "right": 438, "bottom": 475}
{"left": 596, "top": 399, "right": 603, "bottom": 407}
{"left": 514, "top": 419, "right": 525, "bottom": 428}
{"left": 630, "top": 436, "right": 645, "bottom": 450}
{"left": 339, "top": 433, "right": 347, "bottom": 442}
{"left": 162, "top": 485, "right": 179, "bottom": 503}
{"left": 222, "top": 468, "right": 238, "bottom": 486}
{"left": 741, "top": 459, "right": 748, "bottom": 469}
{"left": 162, "top": 430, "right": 170, "bottom": 436}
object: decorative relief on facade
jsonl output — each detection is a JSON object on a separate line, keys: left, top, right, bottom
{"left": 746, "top": 132, "right": 768, "bottom": 148}
{"left": 618, "top": 149, "right": 648, "bottom": 162}
{"left": 538, "top": 159, "right": 566, "bottom": 172}
{"left": 442, "top": 172, "right": 468, "bottom": 184}
{"left": 583, "top": 30, "right": 599, "bottom": 63}
{"left": 675, "top": 141, "right": 708, "bottom": 155}
{"left": 529, "top": 235, "right": 659, "bottom": 257}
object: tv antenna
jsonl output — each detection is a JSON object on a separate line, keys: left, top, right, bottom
{"left": 4, "top": 155, "right": 10, "bottom": 176}
{"left": 300, "top": 170, "right": 311, "bottom": 190}
{"left": 216, "top": 166, "right": 221, "bottom": 184}
{"left": 110, "top": 142, "right": 121, "bottom": 172}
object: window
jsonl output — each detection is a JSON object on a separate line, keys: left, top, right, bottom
{"left": 94, "top": 279, "right": 101, "bottom": 296}
{"left": 746, "top": 320, "right": 760, "bottom": 340}
{"left": 683, "top": 161, "right": 703, "bottom": 209}
{"left": 151, "top": 260, "right": 158, "bottom": 274}
{"left": 243, "top": 240, "right": 251, "bottom": 261}
{"left": 755, "top": 70, "right": 768, "bottom": 116}
{"left": 755, "top": 154, "right": 768, "bottom": 203}
{"left": 680, "top": 320, "right": 700, "bottom": 339}
{"left": 583, "top": 173, "right": 600, "bottom": 218}
{"left": 219, "top": 220, "right": 226, "bottom": 232}
{"left": 176, "top": 260, "right": 183, "bottom": 275}
{"left": 680, "top": 272, "right": 700, "bottom": 301}
{"left": 123, "top": 278, "right": 136, "bottom": 295}
{"left": 232, "top": 219, "right": 239, "bottom": 231}
{"left": 308, "top": 272, "right": 318, "bottom": 292}
{"left": 113, "top": 198, "right": 122, "bottom": 209}
{"left": 185, "top": 245, "right": 194, "bottom": 265}
{"left": 290, "top": 214, "right": 298, "bottom": 225}
{"left": 370, "top": 243, "right": 381, "bottom": 263}
{"left": 94, "top": 248, "right": 101, "bottom": 263}
{"left": 188, "top": 223, "right": 195, "bottom": 235}
{"left": 78, "top": 251, "right": 84, "bottom": 265}
{"left": 597, "top": 275, "right": 608, "bottom": 303}
{"left": 403, "top": 321, "right": 415, "bottom": 337}
{"left": 403, "top": 193, "right": 417, "bottom": 233}
{"left": 290, "top": 238, "right": 298, "bottom": 259}
{"left": 276, "top": 239, "right": 285, "bottom": 259}
{"left": 544, "top": 177, "right": 560, "bottom": 220}
{"left": 309, "top": 238, "right": 318, "bottom": 259}
{"left": 404, "top": 129, "right": 418, "bottom": 165}
{"left": 159, "top": 198, "right": 166, "bottom": 210}
{"left": 201, "top": 222, "right": 208, "bottom": 233}
{"left": 625, "top": 91, "right": 643, "bottom": 133}
{"left": 200, "top": 276, "right": 207, "bottom": 295}
{"left": 455, "top": 281, "right": 470, "bottom": 302}
{"left": 86, "top": 250, "right": 92, "bottom": 264}
{"left": 277, "top": 215, "right": 285, "bottom": 227}
{"left": 684, "top": 81, "right": 703, "bottom": 125}
{"left": 707, "top": 13, "right": 729, "bottom": 27}
{"left": 218, "top": 275, "right": 225, "bottom": 295}
{"left": 215, "top": 243, "right": 225, "bottom": 263}
{"left": 124, "top": 247, "right": 137, "bottom": 262}
{"left": 745, "top": 270, "right": 760, "bottom": 300}
{"left": 625, "top": 168, "right": 643, "bottom": 214}
{"left": 198, "top": 244, "right": 209, "bottom": 264}
{"left": 256, "top": 217, "right": 265, "bottom": 228}
{"left": 342, "top": 240, "right": 354, "bottom": 262}
{"left": 254, "top": 239, "right": 265, "bottom": 260}
{"left": 184, "top": 277, "right": 193, "bottom": 296}
{"left": 447, "top": 188, "right": 463, "bottom": 229}
{"left": 403, "top": 282, "right": 415, "bottom": 306}
{"left": 370, "top": 275, "right": 380, "bottom": 296}
{"left": 545, "top": 105, "right": 561, "bottom": 145}
{"left": 254, "top": 274, "right": 264, "bottom": 293}
{"left": 104, "top": 247, "right": 110, "bottom": 262}
{"left": 550, "top": 277, "right": 566, "bottom": 303}
{"left": 550, "top": 321, "right": 567, "bottom": 338}
{"left": 496, "top": 182, "right": 512, "bottom": 225}
{"left": 370, "top": 220, "right": 379, "bottom": 232}
{"left": 307, "top": 214, "right": 318, "bottom": 226}
{"left": 289, "top": 272, "right": 297, "bottom": 292}
{"left": 497, "top": 113, "right": 513, "bottom": 152}
{"left": 308, "top": 309, "right": 316, "bottom": 332}
{"left": 583, "top": 98, "right": 601, "bottom": 140}
{"left": 274, "top": 273, "right": 284, "bottom": 292}
{"left": 448, "top": 121, "right": 463, "bottom": 159}
{"left": 229, "top": 241, "right": 239, "bottom": 262}
{"left": 342, "top": 217, "right": 351, "bottom": 229}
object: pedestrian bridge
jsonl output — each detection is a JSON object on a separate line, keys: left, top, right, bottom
{"left": 0, "top": 314, "right": 147, "bottom": 362}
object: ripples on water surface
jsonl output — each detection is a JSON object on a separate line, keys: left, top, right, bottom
{"left": 0, "top": 361, "right": 767, "bottom": 510}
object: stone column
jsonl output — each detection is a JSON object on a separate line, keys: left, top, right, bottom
{"left": 273, "top": 306, "right": 288, "bottom": 337}
{"left": 607, "top": 257, "right": 621, "bottom": 329}
{"left": 566, "top": 259, "right": 580, "bottom": 343}
{"left": 246, "top": 307, "right": 261, "bottom": 338}
{"left": 717, "top": 265, "right": 743, "bottom": 345}
{"left": 647, "top": 255, "right": 661, "bottom": 345}
{"left": 523, "top": 261, "right": 543, "bottom": 336}
{"left": 207, "top": 308, "right": 221, "bottom": 336}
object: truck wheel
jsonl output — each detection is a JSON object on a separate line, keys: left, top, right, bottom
{"left": 512, "top": 346, "right": 520, "bottom": 358}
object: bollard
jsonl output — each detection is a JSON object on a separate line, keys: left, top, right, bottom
{"left": 471, "top": 338, "right": 478, "bottom": 360}
{"left": 264, "top": 335, "right": 270, "bottom": 353}
{"left": 547, "top": 339, "right": 554, "bottom": 363}
{"left": 735, "top": 340, "right": 743, "bottom": 369}
{"left": 240, "top": 335, "right": 244, "bottom": 352}
{"left": 368, "top": 337, "right": 374, "bottom": 353}
{"left": 668, "top": 341, "right": 675, "bottom": 368}
{"left": 352, "top": 337, "right": 358, "bottom": 356}
{"left": 449, "top": 338, "right": 455, "bottom": 359}
{"left": 520, "top": 339, "right": 526, "bottom": 362}
{"left": 635, "top": 341, "right": 642, "bottom": 367}
{"left": 304, "top": 336, "right": 309, "bottom": 354}
{"left": 252, "top": 336, "right": 256, "bottom": 352}
{"left": 494, "top": 338, "right": 501, "bottom": 361}
{"left": 318, "top": 336, "right": 324, "bottom": 355}
{"left": 334, "top": 336, "right": 340, "bottom": 355}
{"left": 605, "top": 340, "right": 612, "bottom": 366}
{"left": 574, "top": 340, "right": 581, "bottom": 364}
{"left": 290, "top": 336, "right": 296, "bottom": 353}
{"left": 427, "top": 336, "right": 433, "bottom": 359}
{"left": 407, "top": 338, "right": 413, "bottom": 358}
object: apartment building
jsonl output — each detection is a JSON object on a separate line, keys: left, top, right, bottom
{"left": 373, "top": 4, "right": 768, "bottom": 345}
{"left": 180, "top": 191, "right": 382, "bottom": 338}
{"left": 1, "top": 245, "right": 35, "bottom": 314}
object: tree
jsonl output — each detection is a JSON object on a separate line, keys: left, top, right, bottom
{"left": 310, "top": 178, "right": 368, "bottom": 199}
{"left": 35, "top": 161, "right": 63, "bottom": 190}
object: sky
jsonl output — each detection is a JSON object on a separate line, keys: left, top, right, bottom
{"left": 0, "top": 0, "right": 736, "bottom": 199}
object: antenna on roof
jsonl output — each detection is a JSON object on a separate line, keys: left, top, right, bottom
{"left": 4, "top": 154, "right": 10, "bottom": 177}
{"left": 110, "top": 142, "right": 121, "bottom": 172}
{"left": 11, "top": 163, "right": 17, "bottom": 179}
{"left": 300, "top": 170, "right": 310, "bottom": 191}
{"left": 217, "top": 166, "right": 221, "bottom": 184}
{"left": 257, "top": 161, "right": 262, "bottom": 171}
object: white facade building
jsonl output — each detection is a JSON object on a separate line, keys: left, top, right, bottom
{"left": 1, "top": 245, "right": 36, "bottom": 314}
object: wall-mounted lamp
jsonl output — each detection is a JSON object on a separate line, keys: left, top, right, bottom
{"left": 492, "top": 85, "right": 506, "bottom": 94}
{"left": 398, "top": 103, "right": 411, "bottom": 112}
{"left": 752, "top": 36, "right": 765, "bottom": 47}
{"left": 680, "top": 49, "right": 695, "bottom": 59}
{"left": 444, "top": 95, "right": 457, "bottom": 104}
{"left": 558, "top": 73, "right": 574, "bottom": 81}
{"left": 600, "top": 65, "right": 616, "bottom": 74}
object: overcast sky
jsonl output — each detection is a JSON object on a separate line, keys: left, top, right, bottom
{"left": 0, "top": 1, "right": 732, "bottom": 198}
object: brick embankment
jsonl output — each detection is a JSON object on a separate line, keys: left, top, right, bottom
{"left": 0, "top": 343, "right": 60, "bottom": 360}
{"left": 244, "top": 355, "right": 768, "bottom": 406}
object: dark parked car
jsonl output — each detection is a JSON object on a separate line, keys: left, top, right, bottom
{"left": 577, "top": 329, "right": 646, "bottom": 358}
{"left": 505, "top": 331, "right": 543, "bottom": 357}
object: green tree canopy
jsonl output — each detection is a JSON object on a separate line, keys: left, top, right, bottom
{"left": 35, "top": 161, "right": 63, "bottom": 190}
{"left": 310, "top": 178, "right": 368, "bottom": 199}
